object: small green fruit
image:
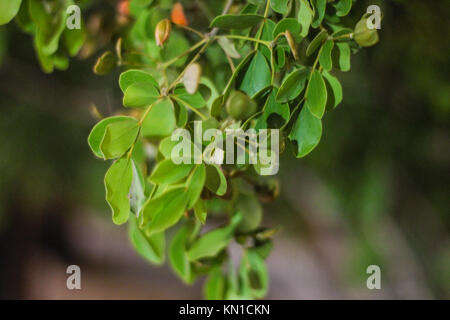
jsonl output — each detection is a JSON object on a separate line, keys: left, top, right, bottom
{"left": 354, "top": 18, "right": 379, "bottom": 47}
{"left": 226, "top": 91, "right": 257, "bottom": 120}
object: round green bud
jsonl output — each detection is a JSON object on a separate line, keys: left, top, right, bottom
{"left": 226, "top": 91, "right": 257, "bottom": 120}
{"left": 354, "top": 18, "right": 379, "bottom": 47}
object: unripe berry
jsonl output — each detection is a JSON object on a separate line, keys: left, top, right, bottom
{"left": 226, "top": 91, "right": 257, "bottom": 120}
{"left": 354, "top": 18, "right": 379, "bottom": 47}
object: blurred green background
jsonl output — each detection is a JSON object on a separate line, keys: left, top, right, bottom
{"left": 0, "top": 0, "right": 448, "bottom": 299}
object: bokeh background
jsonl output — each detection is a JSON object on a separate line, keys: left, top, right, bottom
{"left": 0, "top": 0, "right": 448, "bottom": 299}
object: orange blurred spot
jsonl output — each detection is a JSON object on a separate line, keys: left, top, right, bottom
{"left": 171, "top": 2, "right": 188, "bottom": 26}
{"left": 117, "top": 0, "right": 130, "bottom": 17}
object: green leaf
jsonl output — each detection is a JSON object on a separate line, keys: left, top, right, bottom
{"left": 169, "top": 223, "right": 193, "bottom": 283}
{"left": 323, "top": 70, "right": 343, "bottom": 110}
{"left": 236, "top": 194, "right": 262, "bottom": 232}
{"left": 100, "top": 118, "right": 140, "bottom": 159}
{"left": 297, "top": 0, "right": 313, "bottom": 37}
{"left": 200, "top": 77, "right": 220, "bottom": 109}
{"left": 259, "top": 19, "right": 276, "bottom": 61}
{"left": 239, "top": 50, "right": 271, "bottom": 98}
{"left": 217, "top": 37, "right": 241, "bottom": 59}
{"left": 173, "top": 87, "right": 206, "bottom": 109}
{"left": 240, "top": 249, "right": 269, "bottom": 298}
{"left": 310, "top": 0, "right": 326, "bottom": 28}
{"left": 306, "top": 70, "right": 327, "bottom": 119}
{"left": 173, "top": 100, "right": 188, "bottom": 127}
{"left": 193, "top": 199, "right": 207, "bottom": 224}
{"left": 104, "top": 157, "right": 133, "bottom": 225}
{"left": 225, "top": 260, "right": 240, "bottom": 299}
{"left": 159, "top": 135, "right": 197, "bottom": 163}
{"left": 119, "top": 69, "right": 159, "bottom": 93}
{"left": 210, "top": 14, "right": 264, "bottom": 30}
{"left": 63, "top": 26, "right": 85, "bottom": 57}
{"left": 223, "top": 51, "right": 255, "bottom": 98}
{"left": 273, "top": 46, "right": 286, "bottom": 71}
{"left": 256, "top": 88, "right": 290, "bottom": 129}
{"left": 270, "top": 0, "right": 289, "bottom": 15}
{"left": 306, "top": 29, "right": 328, "bottom": 57}
{"left": 187, "top": 214, "right": 242, "bottom": 261}
{"left": 129, "top": 214, "right": 165, "bottom": 265}
{"left": 0, "top": 0, "right": 22, "bottom": 25}
{"left": 210, "top": 95, "right": 224, "bottom": 118}
{"left": 93, "top": 51, "right": 118, "bottom": 75}
{"left": 34, "top": 39, "right": 54, "bottom": 73}
{"left": 276, "top": 67, "right": 309, "bottom": 103}
{"left": 159, "top": 136, "right": 181, "bottom": 159}
{"left": 186, "top": 164, "right": 206, "bottom": 209}
{"left": 123, "top": 82, "right": 160, "bottom": 108}
{"left": 288, "top": 105, "right": 322, "bottom": 158}
{"left": 319, "top": 39, "right": 334, "bottom": 71}
{"left": 141, "top": 98, "right": 176, "bottom": 137}
{"left": 161, "top": 30, "right": 190, "bottom": 67}
{"left": 130, "top": 160, "right": 147, "bottom": 214}
{"left": 149, "top": 159, "right": 194, "bottom": 185}
{"left": 205, "top": 164, "right": 227, "bottom": 196}
{"left": 273, "top": 18, "right": 301, "bottom": 40}
{"left": 238, "top": 255, "right": 254, "bottom": 298}
{"left": 334, "top": 42, "right": 351, "bottom": 71}
{"left": 204, "top": 266, "right": 226, "bottom": 300}
{"left": 88, "top": 116, "right": 135, "bottom": 158}
{"left": 15, "top": 1, "right": 34, "bottom": 34}
{"left": 334, "top": 0, "right": 352, "bottom": 17}
{"left": 53, "top": 51, "right": 69, "bottom": 71}
{"left": 130, "top": 0, "right": 154, "bottom": 16}
{"left": 201, "top": 117, "right": 220, "bottom": 134}
{"left": 140, "top": 186, "right": 188, "bottom": 235}
{"left": 240, "top": 2, "right": 259, "bottom": 14}
{"left": 29, "top": 0, "right": 66, "bottom": 56}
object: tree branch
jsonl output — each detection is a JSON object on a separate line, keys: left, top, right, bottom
{"left": 207, "top": 0, "right": 234, "bottom": 37}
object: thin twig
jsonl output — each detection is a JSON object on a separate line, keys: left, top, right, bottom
{"left": 175, "top": 24, "right": 206, "bottom": 39}
{"left": 170, "top": 95, "right": 208, "bottom": 120}
{"left": 161, "top": 38, "right": 207, "bottom": 69}
{"left": 207, "top": 0, "right": 234, "bottom": 37}
{"left": 167, "top": 41, "right": 210, "bottom": 91}
{"left": 225, "top": 53, "right": 236, "bottom": 72}
{"left": 214, "top": 35, "right": 271, "bottom": 48}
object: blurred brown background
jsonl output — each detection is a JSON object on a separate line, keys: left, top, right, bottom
{"left": 0, "top": 0, "right": 448, "bottom": 299}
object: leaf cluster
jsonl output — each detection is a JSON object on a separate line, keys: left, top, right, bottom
{"left": 1, "top": 0, "right": 379, "bottom": 300}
